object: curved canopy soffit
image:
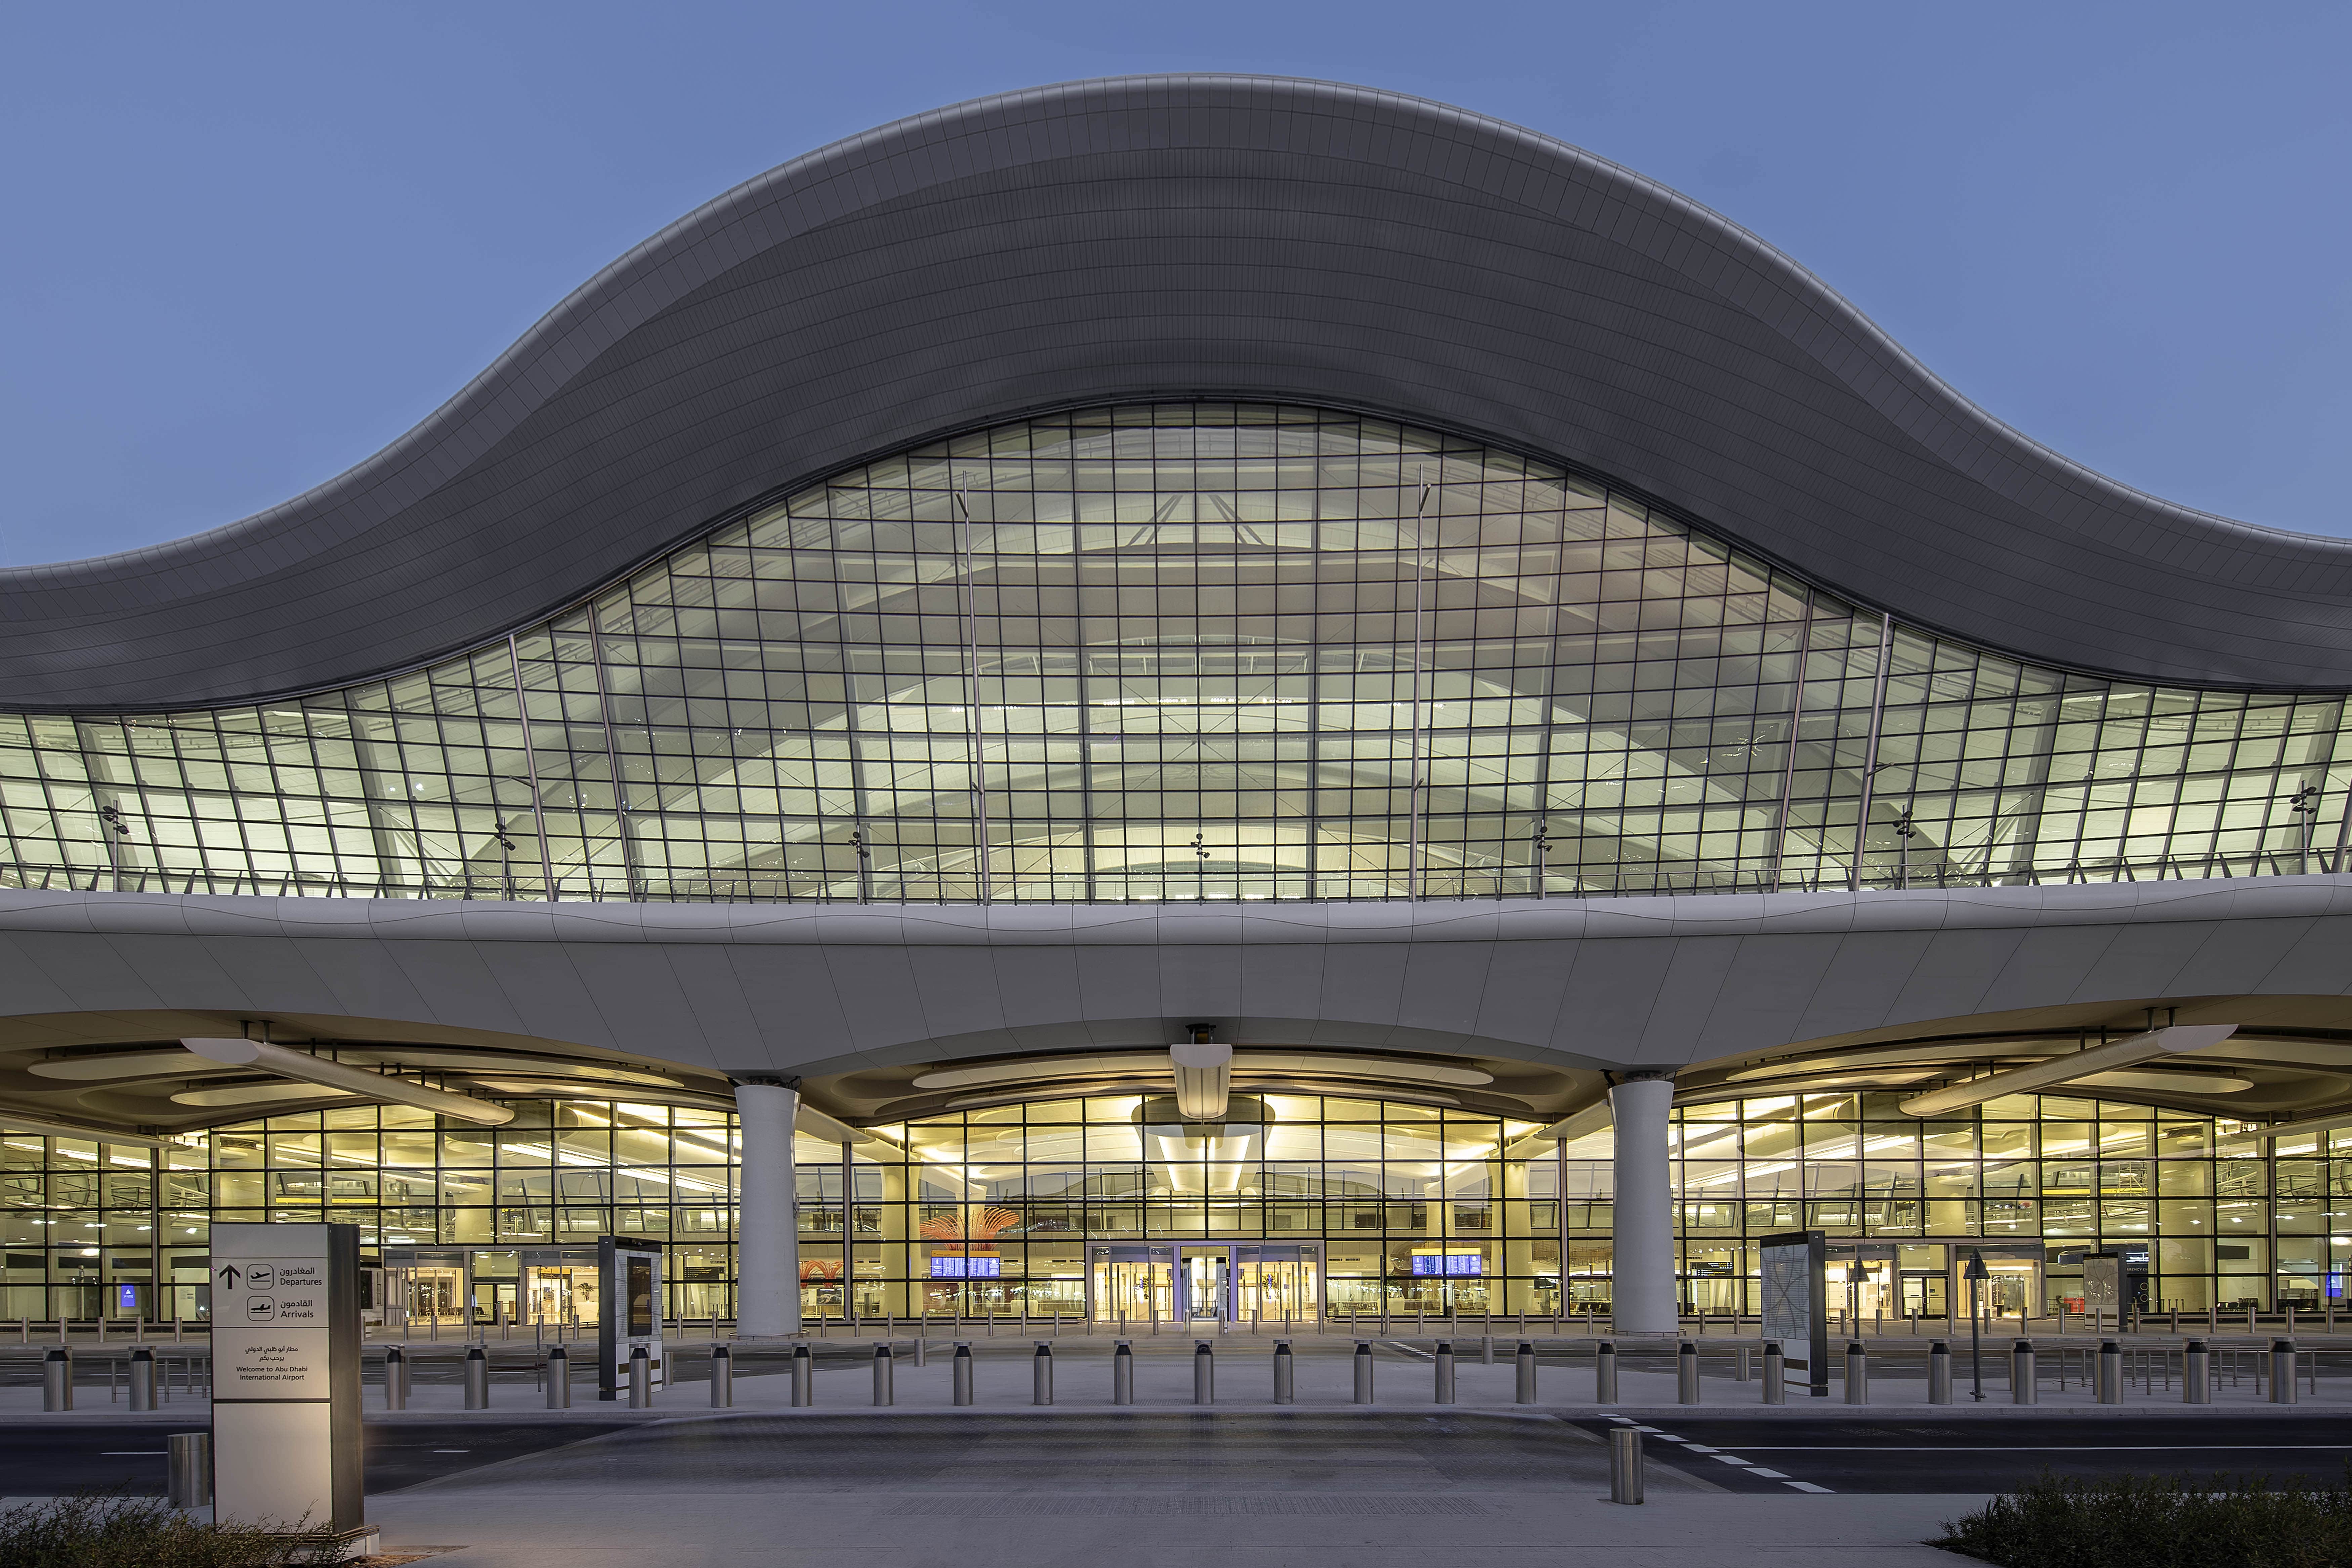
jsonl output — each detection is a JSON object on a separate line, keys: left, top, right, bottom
{"left": 4, "top": 74, "right": 2349, "bottom": 711}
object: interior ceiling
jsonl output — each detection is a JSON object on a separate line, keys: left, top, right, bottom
{"left": 6, "top": 993, "right": 2352, "bottom": 1142}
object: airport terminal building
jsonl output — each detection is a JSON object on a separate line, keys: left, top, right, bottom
{"left": 3, "top": 75, "right": 2351, "bottom": 1339}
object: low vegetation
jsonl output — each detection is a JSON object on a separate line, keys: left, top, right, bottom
{"left": 0, "top": 1490, "right": 337, "bottom": 1567}
{"left": 1938, "top": 1468, "right": 2352, "bottom": 1567}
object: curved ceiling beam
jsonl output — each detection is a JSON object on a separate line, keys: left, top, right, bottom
{"left": 1896, "top": 1025, "right": 2239, "bottom": 1116}
{"left": 180, "top": 1037, "right": 514, "bottom": 1126}
{"left": 5, "top": 74, "right": 2349, "bottom": 710}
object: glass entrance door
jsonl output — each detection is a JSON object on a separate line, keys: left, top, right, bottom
{"left": 1181, "top": 1247, "right": 1229, "bottom": 1319}
{"left": 524, "top": 1264, "right": 599, "bottom": 1331}
{"left": 1900, "top": 1272, "right": 1947, "bottom": 1318}
{"left": 1235, "top": 1244, "right": 1320, "bottom": 1325}
{"left": 1089, "top": 1245, "right": 1174, "bottom": 1324}
{"left": 408, "top": 1265, "right": 463, "bottom": 1327}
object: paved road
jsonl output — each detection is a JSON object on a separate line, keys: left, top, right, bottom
{"left": 0, "top": 1420, "right": 631, "bottom": 1497}
{"left": 1578, "top": 1414, "right": 2352, "bottom": 1494}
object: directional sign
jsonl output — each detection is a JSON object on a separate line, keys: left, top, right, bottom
{"left": 209, "top": 1223, "right": 365, "bottom": 1545}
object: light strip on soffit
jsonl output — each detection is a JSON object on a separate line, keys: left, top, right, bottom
{"left": 910, "top": 1052, "right": 1493, "bottom": 1092}
{"left": 0, "top": 1110, "right": 177, "bottom": 1148}
{"left": 932, "top": 1080, "right": 1468, "bottom": 1113}
{"left": 171, "top": 1081, "right": 354, "bottom": 1108}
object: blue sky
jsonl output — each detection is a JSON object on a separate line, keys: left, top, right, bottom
{"left": 3, "top": 2, "right": 2347, "bottom": 564}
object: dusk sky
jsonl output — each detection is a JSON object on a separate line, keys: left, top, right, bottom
{"left": 4, "top": 1, "right": 2346, "bottom": 563}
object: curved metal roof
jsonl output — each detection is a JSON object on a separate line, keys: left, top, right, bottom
{"left": 7, "top": 72, "right": 2349, "bottom": 710}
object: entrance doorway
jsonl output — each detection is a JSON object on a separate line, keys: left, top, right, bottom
{"left": 1089, "top": 1243, "right": 1322, "bottom": 1323}
{"left": 1235, "top": 1244, "right": 1318, "bottom": 1325}
{"left": 1180, "top": 1247, "right": 1229, "bottom": 1319}
{"left": 1090, "top": 1245, "right": 1174, "bottom": 1324}
{"left": 524, "top": 1264, "right": 599, "bottom": 1331}
{"left": 407, "top": 1265, "right": 463, "bottom": 1327}
{"left": 1962, "top": 1249, "right": 2043, "bottom": 1319}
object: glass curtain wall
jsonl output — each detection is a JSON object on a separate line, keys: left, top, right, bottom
{"left": 1561, "top": 1096, "right": 2352, "bottom": 1317}
{"left": 7, "top": 1089, "right": 2349, "bottom": 1322}
{"left": 2, "top": 404, "right": 2346, "bottom": 903}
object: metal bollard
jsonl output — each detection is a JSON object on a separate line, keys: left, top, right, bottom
{"left": 2271, "top": 1339, "right": 2299, "bottom": 1405}
{"left": 914, "top": 1338, "right": 927, "bottom": 1368}
{"left": 1928, "top": 1340, "right": 1952, "bottom": 1404}
{"left": 1736, "top": 1346, "right": 1752, "bottom": 1383}
{"left": 792, "top": 1343, "right": 815, "bottom": 1407}
{"left": 1843, "top": 1341, "right": 1867, "bottom": 1405}
{"left": 465, "top": 1345, "right": 491, "bottom": 1410}
{"left": 873, "top": 1343, "right": 894, "bottom": 1407}
{"left": 2097, "top": 1340, "right": 2123, "bottom": 1405}
{"left": 2183, "top": 1338, "right": 2210, "bottom": 1404}
{"left": 1433, "top": 1341, "right": 1456, "bottom": 1404}
{"left": 383, "top": 1347, "right": 408, "bottom": 1410}
{"left": 1516, "top": 1341, "right": 1538, "bottom": 1404}
{"left": 167, "top": 1430, "right": 211, "bottom": 1509}
{"left": 42, "top": 1346, "right": 71, "bottom": 1412}
{"left": 545, "top": 1345, "right": 570, "bottom": 1408}
{"left": 1677, "top": 1340, "right": 1700, "bottom": 1405}
{"left": 1762, "top": 1340, "right": 1785, "bottom": 1405}
{"left": 709, "top": 1345, "right": 731, "bottom": 1408}
{"left": 1113, "top": 1340, "right": 1134, "bottom": 1405}
{"left": 952, "top": 1343, "right": 973, "bottom": 1407}
{"left": 1595, "top": 1340, "right": 1618, "bottom": 1404}
{"left": 1032, "top": 1343, "right": 1052, "bottom": 1406}
{"left": 2010, "top": 1340, "right": 2037, "bottom": 1405}
{"left": 1353, "top": 1340, "right": 1375, "bottom": 1404}
{"left": 1273, "top": 1339, "right": 1294, "bottom": 1404}
{"left": 129, "top": 1346, "right": 156, "bottom": 1411}
{"left": 627, "top": 1344, "right": 651, "bottom": 1408}
{"left": 1608, "top": 1426, "right": 1644, "bottom": 1505}
{"left": 1481, "top": 1334, "right": 1494, "bottom": 1366}
{"left": 1194, "top": 1340, "right": 1215, "bottom": 1405}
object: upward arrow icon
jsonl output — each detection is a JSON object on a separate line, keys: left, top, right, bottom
{"left": 215, "top": 1264, "right": 241, "bottom": 1288}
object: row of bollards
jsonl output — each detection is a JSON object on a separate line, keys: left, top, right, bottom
{"left": 43, "top": 1345, "right": 203, "bottom": 1412}
{"left": 345, "top": 1333, "right": 2318, "bottom": 1413}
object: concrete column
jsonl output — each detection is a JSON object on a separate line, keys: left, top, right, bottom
{"left": 1609, "top": 1074, "right": 1677, "bottom": 1335}
{"left": 735, "top": 1080, "right": 801, "bottom": 1338}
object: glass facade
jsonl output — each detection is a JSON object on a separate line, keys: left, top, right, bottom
{"left": 3, "top": 402, "right": 2346, "bottom": 903}
{"left": 9, "top": 1090, "right": 2348, "bottom": 1323}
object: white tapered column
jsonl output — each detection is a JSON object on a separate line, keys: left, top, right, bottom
{"left": 734, "top": 1080, "right": 801, "bottom": 1339}
{"left": 1609, "top": 1073, "right": 1678, "bottom": 1335}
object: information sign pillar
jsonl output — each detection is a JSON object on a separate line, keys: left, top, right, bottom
{"left": 208, "top": 1222, "right": 372, "bottom": 1557}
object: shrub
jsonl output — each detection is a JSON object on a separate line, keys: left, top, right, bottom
{"left": 0, "top": 1489, "right": 337, "bottom": 1568}
{"left": 1938, "top": 1467, "right": 2352, "bottom": 1568}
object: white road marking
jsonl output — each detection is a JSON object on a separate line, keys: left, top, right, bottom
{"left": 1730, "top": 1445, "right": 2352, "bottom": 1453}
{"left": 1784, "top": 1481, "right": 1835, "bottom": 1493}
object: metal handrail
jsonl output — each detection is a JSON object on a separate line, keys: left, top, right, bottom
{"left": 0, "top": 850, "right": 2328, "bottom": 905}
